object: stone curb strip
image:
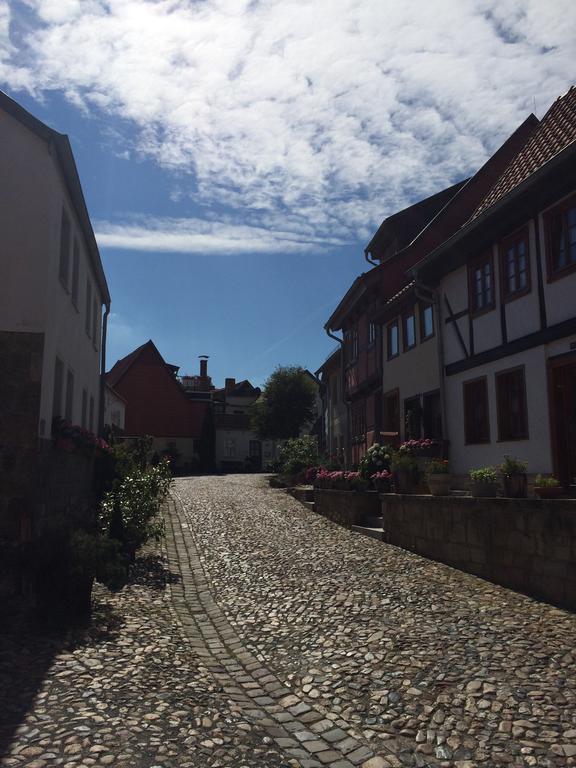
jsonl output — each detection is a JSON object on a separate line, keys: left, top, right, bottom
{"left": 163, "top": 492, "right": 434, "bottom": 768}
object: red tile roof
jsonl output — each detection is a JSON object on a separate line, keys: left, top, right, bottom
{"left": 472, "top": 87, "right": 576, "bottom": 220}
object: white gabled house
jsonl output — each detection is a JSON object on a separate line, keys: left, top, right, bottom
{"left": 413, "top": 87, "right": 576, "bottom": 485}
{"left": 0, "top": 90, "right": 111, "bottom": 448}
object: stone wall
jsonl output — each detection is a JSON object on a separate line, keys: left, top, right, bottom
{"left": 380, "top": 494, "right": 576, "bottom": 609}
{"left": 314, "top": 489, "right": 380, "bottom": 528}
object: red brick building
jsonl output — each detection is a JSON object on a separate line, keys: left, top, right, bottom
{"left": 106, "top": 340, "right": 210, "bottom": 471}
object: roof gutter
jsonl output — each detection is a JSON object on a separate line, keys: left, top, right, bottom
{"left": 98, "top": 302, "right": 110, "bottom": 437}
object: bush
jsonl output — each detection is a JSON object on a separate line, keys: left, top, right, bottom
{"left": 277, "top": 436, "right": 318, "bottom": 477}
{"left": 426, "top": 459, "right": 450, "bottom": 475}
{"left": 359, "top": 443, "right": 393, "bottom": 478}
{"left": 534, "top": 474, "right": 560, "bottom": 487}
{"left": 100, "top": 458, "right": 171, "bottom": 560}
{"left": 469, "top": 466, "right": 498, "bottom": 484}
{"left": 500, "top": 455, "right": 528, "bottom": 475}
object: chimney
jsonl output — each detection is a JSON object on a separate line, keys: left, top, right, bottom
{"left": 199, "top": 355, "right": 209, "bottom": 377}
{"left": 225, "top": 377, "right": 236, "bottom": 393}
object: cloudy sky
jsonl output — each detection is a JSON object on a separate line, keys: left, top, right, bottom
{"left": 1, "top": 0, "right": 574, "bottom": 384}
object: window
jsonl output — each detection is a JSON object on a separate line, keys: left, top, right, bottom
{"left": 387, "top": 320, "right": 399, "bottom": 359}
{"left": 383, "top": 390, "right": 400, "bottom": 435}
{"left": 85, "top": 280, "right": 92, "bottom": 337}
{"left": 225, "top": 438, "right": 236, "bottom": 457}
{"left": 344, "top": 329, "right": 358, "bottom": 365}
{"left": 351, "top": 401, "right": 366, "bottom": 441}
{"left": 423, "top": 390, "right": 442, "bottom": 439}
{"left": 463, "top": 377, "right": 490, "bottom": 444}
{"left": 81, "top": 388, "right": 88, "bottom": 428}
{"left": 52, "top": 357, "right": 64, "bottom": 421}
{"left": 496, "top": 367, "right": 529, "bottom": 441}
{"left": 249, "top": 440, "right": 261, "bottom": 457}
{"left": 59, "top": 209, "right": 71, "bottom": 289}
{"left": 420, "top": 304, "right": 434, "bottom": 339}
{"left": 468, "top": 253, "right": 495, "bottom": 315}
{"left": 404, "top": 396, "right": 421, "bottom": 439}
{"left": 500, "top": 230, "right": 530, "bottom": 300}
{"left": 89, "top": 395, "right": 94, "bottom": 433}
{"left": 65, "top": 369, "right": 74, "bottom": 422}
{"left": 546, "top": 195, "right": 576, "bottom": 278}
{"left": 368, "top": 321, "right": 378, "bottom": 346}
{"left": 403, "top": 311, "right": 416, "bottom": 350}
{"left": 71, "top": 239, "right": 80, "bottom": 308}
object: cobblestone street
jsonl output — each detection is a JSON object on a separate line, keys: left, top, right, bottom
{"left": 2, "top": 474, "right": 576, "bottom": 768}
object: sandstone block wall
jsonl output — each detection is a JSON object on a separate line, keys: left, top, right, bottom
{"left": 380, "top": 494, "right": 576, "bottom": 609}
{"left": 314, "top": 489, "right": 380, "bottom": 528}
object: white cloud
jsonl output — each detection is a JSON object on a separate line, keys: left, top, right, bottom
{"left": 95, "top": 215, "right": 347, "bottom": 254}
{"left": 1, "top": 0, "right": 575, "bottom": 248}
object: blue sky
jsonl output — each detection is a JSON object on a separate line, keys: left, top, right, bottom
{"left": 1, "top": 1, "right": 574, "bottom": 387}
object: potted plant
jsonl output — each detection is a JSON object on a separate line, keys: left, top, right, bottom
{"left": 371, "top": 470, "right": 392, "bottom": 493}
{"left": 469, "top": 466, "right": 499, "bottom": 497}
{"left": 500, "top": 455, "right": 528, "bottom": 498}
{"left": 391, "top": 453, "right": 419, "bottom": 493}
{"left": 533, "top": 474, "right": 563, "bottom": 499}
{"left": 359, "top": 443, "right": 393, "bottom": 480}
{"left": 425, "top": 459, "right": 451, "bottom": 496}
{"left": 345, "top": 471, "right": 368, "bottom": 491}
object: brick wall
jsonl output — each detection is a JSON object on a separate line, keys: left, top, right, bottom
{"left": 380, "top": 494, "right": 576, "bottom": 609}
{"left": 314, "top": 489, "right": 380, "bottom": 528}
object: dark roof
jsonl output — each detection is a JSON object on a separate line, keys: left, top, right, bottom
{"left": 366, "top": 180, "right": 467, "bottom": 260}
{"left": 472, "top": 88, "right": 576, "bottom": 220}
{"left": 213, "top": 379, "right": 261, "bottom": 398}
{"left": 0, "top": 89, "right": 111, "bottom": 306}
{"left": 315, "top": 346, "right": 341, "bottom": 377}
{"left": 106, "top": 341, "right": 150, "bottom": 388}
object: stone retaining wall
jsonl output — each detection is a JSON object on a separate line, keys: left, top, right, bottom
{"left": 380, "top": 494, "right": 576, "bottom": 610}
{"left": 314, "top": 489, "right": 380, "bottom": 527}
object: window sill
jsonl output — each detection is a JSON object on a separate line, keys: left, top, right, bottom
{"left": 547, "top": 260, "right": 576, "bottom": 283}
{"left": 469, "top": 304, "right": 496, "bottom": 320}
{"left": 502, "top": 287, "right": 531, "bottom": 304}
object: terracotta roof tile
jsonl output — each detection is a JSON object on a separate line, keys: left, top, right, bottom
{"left": 472, "top": 87, "right": 576, "bottom": 220}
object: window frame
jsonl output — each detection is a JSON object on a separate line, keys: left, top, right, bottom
{"left": 402, "top": 309, "right": 417, "bottom": 351}
{"left": 467, "top": 252, "right": 495, "bottom": 318}
{"left": 387, "top": 319, "right": 399, "bottom": 360}
{"left": 419, "top": 303, "right": 434, "bottom": 341}
{"left": 368, "top": 321, "right": 378, "bottom": 347}
{"left": 52, "top": 357, "right": 64, "bottom": 422}
{"left": 545, "top": 193, "right": 576, "bottom": 281}
{"left": 463, "top": 376, "right": 491, "bottom": 445}
{"left": 499, "top": 227, "right": 531, "bottom": 303}
{"left": 495, "top": 365, "right": 529, "bottom": 442}
{"left": 71, "top": 239, "right": 80, "bottom": 309}
{"left": 85, "top": 279, "right": 92, "bottom": 338}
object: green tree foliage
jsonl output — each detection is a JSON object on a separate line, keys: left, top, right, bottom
{"left": 251, "top": 366, "right": 317, "bottom": 439}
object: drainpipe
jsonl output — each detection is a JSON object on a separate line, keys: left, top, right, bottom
{"left": 414, "top": 280, "right": 447, "bottom": 455}
{"left": 98, "top": 303, "right": 110, "bottom": 438}
{"left": 325, "top": 327, "right": 348, "bottom": 469}
{"left": 364, "top": 247, "right": 378, "bottom": 267}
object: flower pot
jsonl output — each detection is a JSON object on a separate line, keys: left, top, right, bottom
{"left": 427, "top": 473, "right": 452, "bottom": 496}
{"left": 533, "top": 486, "right": 563, "bottom": 499}
{"left": 373, "top": 479, "right": 392, "bottom": 493}
{"left": 394, "top": 469, "right": 417, "bottom": 494}
{"left": 471, "top": 481, "right": 499, "bottom": 498}
{"left": 502, "top": 473, "right": 528, "bottom": 498}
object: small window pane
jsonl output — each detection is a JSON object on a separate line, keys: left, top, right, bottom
{"left": 71, "top": 240, "right": 80, "bottom": 307}
{"left": 59, "top": 210, "right": 71, "bottom": 288}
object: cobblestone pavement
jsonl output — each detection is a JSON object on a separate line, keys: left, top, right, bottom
{"left": 2, "top": 475, "right": 576, "bottom": 768}
{"left": 170, "top": 474, "right": 576, "bottom": 768}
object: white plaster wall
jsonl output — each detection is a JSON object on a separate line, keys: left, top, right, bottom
{"left": 441, "top": 267, "right": 469, "bottom": 365}
{"left": 215, "top": 429, "right": 255, "bottom": 467}
{"left": 0, "top": 109, "right": 104, "bottom": 436}
{"left": 446, "top": 345, "right": 552, "bottom": 476}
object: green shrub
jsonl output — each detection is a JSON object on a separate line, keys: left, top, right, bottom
{"left": 500, "top": 455, "right": 528, "bottom": 475}
{"left": 100, "top": 459, "right": 171, "bottom": 559}
{"left": 534, "top": 474, "right": 560, "bottom": 488}
{"left": 359, "top": 443, "right": 393, "bottom": 478}
{"left": 469, "top": 466, "right": 498, "bottom": 484}
{"left": 277, "top": 436, "right": 318, "bottom": 477}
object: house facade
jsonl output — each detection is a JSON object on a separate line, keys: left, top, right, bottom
{"left": 316, "top": 347, "right": 346, "bottom": 459}
{"left": 106, "top": 341, "right": 210, "bottom": 473}
{"left": 413, "top": 87, "right": 576, "bottom": 484}
{"left": 0, "top": 90, "right": 110, "bottom": 448}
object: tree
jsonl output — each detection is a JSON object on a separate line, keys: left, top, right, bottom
{"left": 251, "top": 366, "right": 317, "bottom": 439}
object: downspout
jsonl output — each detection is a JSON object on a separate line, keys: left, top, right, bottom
{"left": 325, "top": 327, "right": 348, "bottom": 469}
{"left": 414, "top": 280, "right": 447, "bottom": 455}
{"left": 364, "top": 247, "right": 378, "bottom": 267}
{"left": 98, "top": 303, "right": 110, "bottom": 437}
